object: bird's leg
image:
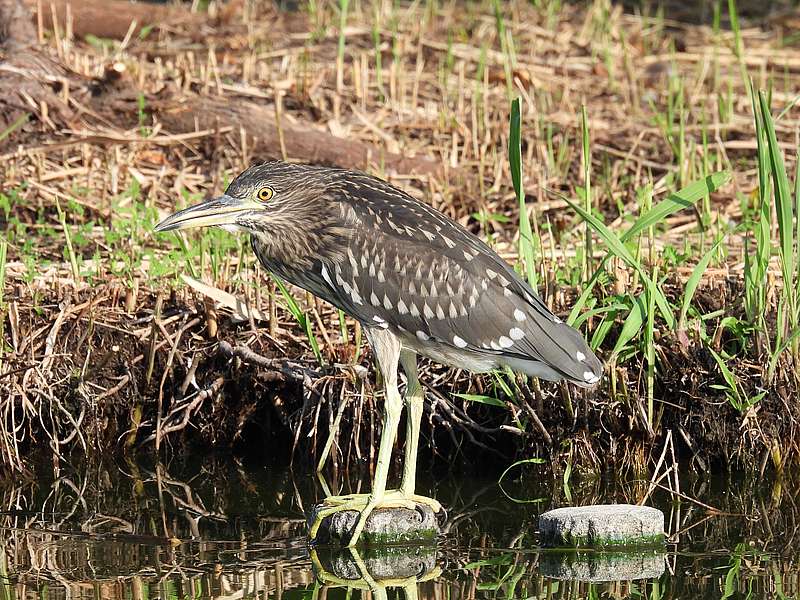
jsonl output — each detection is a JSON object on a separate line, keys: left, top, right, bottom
{"left": 308, "top": 329, "right": 414, "bottom": 545}
{"left": 344, "top": 330, "right": 404, "bottom": 545}
{"left": 399, "top": 351, "right": 422, "bottom": 495}
{"left": 398, "top": 351, "right": 442, "bottom": 513}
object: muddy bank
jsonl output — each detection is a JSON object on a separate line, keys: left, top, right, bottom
{"left": 1, "top": 276, "right": 795, "bottom": 476}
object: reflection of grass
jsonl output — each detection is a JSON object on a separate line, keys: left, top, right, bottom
{"left": 0, "top": 542, "right": 14, "bottom": 600}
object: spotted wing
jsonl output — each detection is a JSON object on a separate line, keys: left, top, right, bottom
{"left": 251, "top": 173, "right": 601, "bottom": 387}
{"left": 315, "top": 174, "right": 604, "bottom": 387}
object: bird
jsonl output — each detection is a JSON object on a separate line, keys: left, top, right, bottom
{"left": 154, "top": 160, "right": 602, "bottom": 547}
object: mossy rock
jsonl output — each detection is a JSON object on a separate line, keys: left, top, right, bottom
{"left": 308, "top": 504, "right": 440, "bottom": 547}
{"left": 539, "top": 504, "right": 665, "bottom": 549}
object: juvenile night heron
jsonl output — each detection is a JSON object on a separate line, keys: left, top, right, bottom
{"left": 154, "top": 161, "right": 602, "bottom": 546}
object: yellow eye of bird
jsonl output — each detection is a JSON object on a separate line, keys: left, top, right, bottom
{"left": 257, "top": 187, "right": 274, "bottom": 202}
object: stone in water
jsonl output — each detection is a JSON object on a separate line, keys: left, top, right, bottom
{"left": 539, "top": 504, "right": 665, "bottom": 548}
{"left": 309, "top": 504, "right": 440, "bottom": 546}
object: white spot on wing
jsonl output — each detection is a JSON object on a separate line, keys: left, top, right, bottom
{"left": 514, "top": 309, "right": 526, "bottom": 322}
{"left": 347, "top": 248, "right": 358, "bottom": 269}
{"left": 321, "top": 264, "right": 334, "bottom": 288}
{"left": 499, "top": 336, "right": 514, "bottom": 349}
{"left": 509, "top": 327, "right": 525, "bottom": 340}
{"left": 583, "top": 371, "right": 600, "bottom": 384}
{"left": 453, "top": 335, "right": 468, "bottom": 348}
{"left": 576, "top": 351, "right": 586, "bottom": 361}
{"left": 554, "top": 316, "right": 563, "bottom": 323}
{"left": 416, "top": 330, "right": 429, "bottom": 341}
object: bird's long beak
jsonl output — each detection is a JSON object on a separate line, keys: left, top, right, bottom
{"left": 154, "top": 194, "right": 253, "bottom": 232}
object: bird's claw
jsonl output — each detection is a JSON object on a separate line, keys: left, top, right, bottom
{"left": 308, "top": 490, "right": 441, "bottom": 546}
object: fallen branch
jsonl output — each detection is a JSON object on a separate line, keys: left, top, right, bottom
{"left": 24, "top": 0, "right": 203, "bottom": 40}
{"left": 217, "top": 340, "right": 324, "bottom": 384}
{"left": 153, "top": 96, "right": 444, "bottom": 177}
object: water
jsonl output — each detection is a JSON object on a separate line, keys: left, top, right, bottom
{"left": 0, "top": 456, "right": 797, "bottom": 600}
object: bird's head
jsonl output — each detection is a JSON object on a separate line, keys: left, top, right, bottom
{"left": 154, "top": 161, "right": 334, "bottom": 236}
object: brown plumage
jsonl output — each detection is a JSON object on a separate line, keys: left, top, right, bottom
{"left": 182, "top": 161, "right": 602, "bottom": 386}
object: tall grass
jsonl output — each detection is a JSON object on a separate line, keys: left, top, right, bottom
{"left": 509, "top": 94, "right": 730, "bottom": 424}
{"left": 746, "top": 88, "right": 800, "bottom": 381}
{"left": 509, "top": 98, "right": 537, "bottom": 288}
{"left": 492, "top": 0, "right": 515, "bottom": 100}
{"left": 0, "top": 238, "right": 6, "bottom": 313}
{"left": 336, "top": 0, "right": 350, "bottom": 93}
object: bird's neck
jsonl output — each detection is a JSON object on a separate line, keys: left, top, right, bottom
{"left": 249, "top": 203, "right": 350, "bottom": 277}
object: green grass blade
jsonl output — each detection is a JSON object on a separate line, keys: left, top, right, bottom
{"left": 708, "top": 346, "right": 742, "bottom": 409}
{"left": 571, "top": 301, "right": 628, "bottom": 330}
{"left": 498, "top": 457, "right": 548, "bottom": 504}
{"left": 559, "top": 192, "right": 674, "bottom": 329}
{"left": 796, "top": 142, "right": 800, "bottom": 302}
{"left": 567, "top": 260, "right": 606, "bottom": 325}
{"left": 622, "top": 171, "right": 731, "bottom": 242}
{"left": 678, "top": 234, "right": 726, "bottom": 330}
{"left": 727, "top": 0, "right": 749, "bottom": 92}
{"left": 565, "top": 171, "right": 729, "bottom": 327}
{"left": 0, "top": 113, "right": 29, "bottom": 144}
{"left": 452, "top": 393, "right": 506, "bottom": 408}
{"left": 759, "top": 90, "right": 796, "bottom": 308}
{"left": 272, "top": 275, "right": 324, "bottom": 364}
{"left": 581, "top": 104, "right": 593, "bottom": 278}
{"left": 509, "top": 98, "right": 537, "bottom": 286}
{"left": 0, "top": 238, "right": 6, "bottom": 310}
{"left": 610, "top": 294, "right": 646, "bottom": 359}
{"left": 749, "top": 82, "right": 771, "bottom": 323}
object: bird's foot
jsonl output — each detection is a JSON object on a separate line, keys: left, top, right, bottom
{"left": 398, "top": 489, "right": 443, "bottom": 514}
{"left": 308, "top": 490, "right": 441, "bottom": 546}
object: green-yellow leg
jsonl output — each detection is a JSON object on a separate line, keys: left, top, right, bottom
{"left": 309, "top": 328, "right": 409, "bottom": 546}
{"left": 399, "top": 351, "right": 442, "bottom": 513}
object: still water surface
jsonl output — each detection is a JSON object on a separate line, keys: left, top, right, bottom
{"left": 0, "top": 456, "right": 796, "bottom": 600}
